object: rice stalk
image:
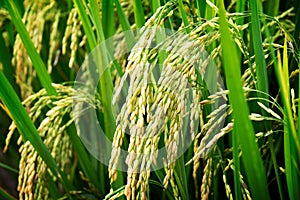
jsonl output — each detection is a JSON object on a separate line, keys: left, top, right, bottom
{"left": 108, "top": 1, "right": 294, "bottom": 198}
{"left": 1, "top": 0, "right": 299, "bottom": 199}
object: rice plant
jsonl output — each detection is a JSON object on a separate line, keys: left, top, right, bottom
{"left": 0, "top": 0, "right": 299, "bottom": 199}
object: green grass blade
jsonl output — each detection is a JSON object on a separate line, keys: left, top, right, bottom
{"left": 275, "top": 38, "right": 300, "bottom": 153}
{"left": 249, "top": 0, "right": 269, "bottom": 98}
{"left": 77, "top": 0, "right": 124, "bottom": 193}
{"left": 87, "top": 0, "right": 115, "bottom": 138}
{"left": 262, "top": 14, "right": 300, "bottom": 199}
{"left": 249, "top": 0, "right": 272, "bottom": 136}
{"left": 205, "top": 0, "right": 216, "bottom": 20}
{"left": 73, "top": 0, "right": 96, "bottom": 49}
{"left": 88, "top": 0, "right": 115, "bottom": 133}
{"left": 0, "top": 187, "right": 15, "bottom": 200}
{"left": 265, "top": 0, "right": 279, "bottom": 17}
{"left": 178, "top": 0, "right": 190, "bottom": 33}
{"left": 88, "top": 0, "right": 105, "bottom": 42}
{"left": 133, "top": 0, "right": 145, "bottom": 28}
{"left": 4, "top": 0, "right": 56, "bottom": 96}
{"left": 46, "top": 171, "right": 61, "bottom": 200}
{"left": 252, "top": 6, "right": 283, "bottom": 199}
{"left": 114, "top": 0, "right": 132, "bottom": 30}
{"left": 195, "top": 0, "right": 205, "bottom": 19}
{"left": 152, "top": 0, "right": 160, "bottom": 12}
{"left": 236, "top": 0, "right": 245, "bottom": 28}
{"left": 277, "top": 40, "right": 300, "bottom": 200}
{"left": 173, "top": 166, "right": 188, "bottom": 200}
{"left": 218, "top": 1, "right": 270, "bottom": 199}
{"left": 268, "top": 137, "right": 284, "bottom": 200}
{"left": 13, "top": 0, "right": 23, "bottom": 15}
{"left": 89, "top": 0, "right": 123, "bottom": 78}
{"left": 283, "top": 118, "right": 293, "bottom": 200}
{"left": 0, "top": 71, "right": 73, "bottom": 194}
{"left": 0, "top": 162, "right": 18, "bottom": 174}
{"left": 74, "top": 0, "right": 116, "bottom": 139}
{"left": 114, "top": 0, "right": 136, "bottom": 49}
{"left": 102, "top": 0, "right": 115, "bottom": 38}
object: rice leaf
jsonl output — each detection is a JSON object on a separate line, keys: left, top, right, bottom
{"left": 265, "top": 0, "right": 279, "bottom": 17}
{"left": 4, "top": 0, "right": 56, "bottom": 96}
{"left": 114, "top": 0, "right": 136, "bottom": 49}
{"left": 249, "top": 0, "right": 269, "bottom": 99}
{"left": 218, "top": 1, "right": 270, "bottom": 199}
{"left": 195, "top": 0, "right": 206, "bottom": 19}
{"left": 178, "top": 0, "right": 190, "bottom": 33}
{"left": 102, "top": 0, "right": 115, "bottom": 38}
{"left": 0, "top": 186, "right": 15, "bottom": 200}
{"left": 0, "top": 162, "right": 18, "bottom": 174}
{"left": 73, "top": 0, "right": 96, "bottom": 49}
{"left": 278, "top": 37, "right": 300, "bottom": 200}
{"left": 133, "top": 0, "right": 145, "bottom": 28}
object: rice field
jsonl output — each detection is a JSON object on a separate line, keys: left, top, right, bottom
{"left": 0, "top": 0, "right": 299, "bottom": 199}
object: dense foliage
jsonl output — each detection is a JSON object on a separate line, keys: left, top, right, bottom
{"left": 0, "top": 0, "right": 299, "bottom": 199}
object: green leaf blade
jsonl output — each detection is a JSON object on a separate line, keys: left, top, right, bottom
{"left": 218, "top": 1, "right": 270, "bottom": 199}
